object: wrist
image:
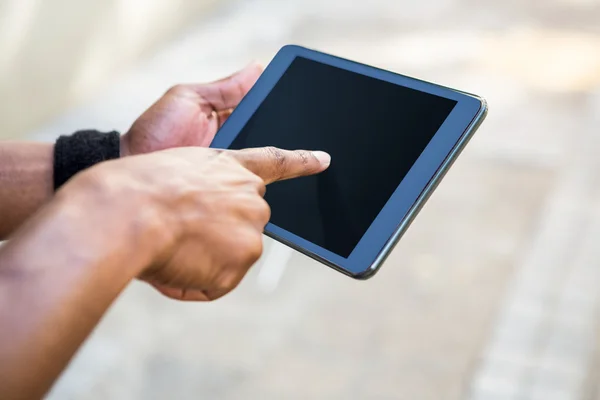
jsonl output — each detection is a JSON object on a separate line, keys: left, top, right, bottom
{"left": 56, "top": 170, "right": 170, "bottom": 279}
{"left": 120, "top": 133, "right": 131, "bottom": 157}
{"left": 54, "top": 192, "right": 147, "bottom": 279}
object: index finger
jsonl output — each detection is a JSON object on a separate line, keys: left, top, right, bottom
{"left": 228, "top": 147, "right": 331, "bottom": 184}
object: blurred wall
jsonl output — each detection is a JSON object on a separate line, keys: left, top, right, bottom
{"left": 0, "top": 0, "right": 220, "bottom": 139}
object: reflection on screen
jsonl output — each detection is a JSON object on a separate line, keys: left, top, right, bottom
{"left": 230, "top": 57, "right": 457, "bottom": 258}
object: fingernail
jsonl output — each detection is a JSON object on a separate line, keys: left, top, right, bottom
{"left": 312, "top": 151, "right": 331, "bottom": 166}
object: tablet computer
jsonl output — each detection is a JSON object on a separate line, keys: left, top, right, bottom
{"left": 211, "top": 45, "right": 487, "bottom": 280}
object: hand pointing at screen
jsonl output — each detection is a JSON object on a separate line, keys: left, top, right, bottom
{"left": 0, "top": 146, "right": 330, "bottom": 399}
{"left": 138, "top": 146, "right": 331, "bottom": 301}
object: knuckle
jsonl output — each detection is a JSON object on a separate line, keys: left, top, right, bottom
{"left": 240, "top": 195, "right": 270, "bottom": 224}
{"left": 238, "top": 232, "right": 263, "bottom": 265}
{"left": 295, "top": 150, "right": 311, "bottom": 165}
{"left": 216, "top": 271, "right": 242, "bottom": 293}
{"left": 237, "top": 168, "right": 263, "bottom": 190}
{"left": 249, "top": 175, "right": 266, "bottom": 195}
{"left": 256, "top": 198, "right": 271, "bottom": 224}
{"left": 215, "top": 149, "right": 234, "bottom": 162}
{"left": 166, "top": 84, "right": 186, "bottom": 95}
{"left": 264, "top": 146, "right": 287, "bottom": 173}
{"left": 216, "top": 151, "right": 243, "bottom": 170}
{"left": 247, "top": 172, "right": 264, "bottom": 185}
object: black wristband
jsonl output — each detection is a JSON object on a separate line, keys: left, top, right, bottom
{"left": 53, "top": 130, "right": 121, "bottom": 190}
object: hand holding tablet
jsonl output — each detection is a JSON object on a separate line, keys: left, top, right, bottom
{"left": 211, "top": 45, "right": 487, "bottom": 279}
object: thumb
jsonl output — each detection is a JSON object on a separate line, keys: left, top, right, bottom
{"left": 192, "top": 62, "right": 264, "bottom": 110}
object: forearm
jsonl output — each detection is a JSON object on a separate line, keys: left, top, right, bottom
{"left": 0, "top": 142, "right": 53, "bottom": 239}
{"left": 0, "top": 188, "right": 149, "bottom": 399}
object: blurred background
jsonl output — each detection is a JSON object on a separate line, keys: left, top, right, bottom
{"left": 2, "top": 0, "right": 600, "bottom": 399}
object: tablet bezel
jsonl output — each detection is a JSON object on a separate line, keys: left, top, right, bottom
{"left": 210, "top": 45, "right": 486, "bottom": 279}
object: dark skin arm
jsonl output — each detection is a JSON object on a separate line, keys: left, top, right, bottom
{"left": 0, "top": 146, "right": 330, "bottom": 399}
{"left": 0, "top": 143, "right": 53, "bottom": 238}
{"left": 0, "top": 63, "right": 263, "bottom": 240}
{"left": 0, "top": 188, "right": 148, "bottom": 399}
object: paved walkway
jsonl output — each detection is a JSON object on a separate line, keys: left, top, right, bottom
{"left": 29, "top": 0, "right": 600, "bottom": 399}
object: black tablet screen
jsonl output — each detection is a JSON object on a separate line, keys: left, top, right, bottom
{"left": 230, "top": 57, "right": 457, "bottom": 258}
